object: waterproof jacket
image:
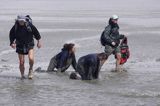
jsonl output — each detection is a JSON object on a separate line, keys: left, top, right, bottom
{"left": 55, "top": 50, "right": 77, "bottom": 71}
{"left": 9, "top": 23, "right": 41, "bottom": 46}
{"left": 102, "top": 24, "right": 124, "bottom": 47}
{"left": 76, "top": 54, "right": 101, "bottom": 80}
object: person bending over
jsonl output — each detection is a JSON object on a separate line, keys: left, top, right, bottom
{"left": 70, "top": 53, "right": 108, "bottom": 80}
{"left": 47, "top": 43, "right": 77, "bottom": 72}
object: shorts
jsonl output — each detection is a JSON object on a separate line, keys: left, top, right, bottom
{"left": 16, "top": 43, "right": 34, "bottom": 55}
{"left": 104, "top": 45, "right": 121, "bottom": 56}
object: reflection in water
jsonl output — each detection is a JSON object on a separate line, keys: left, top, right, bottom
{"left": 0, "top": 69, "right": 160, "bottom": 105}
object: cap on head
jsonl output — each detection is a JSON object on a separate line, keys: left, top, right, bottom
{"left": 111, "top": 15, "right": 119, "bottom": 20}
{"left": 17, "top": 15, "right": 26, "bottom": 22}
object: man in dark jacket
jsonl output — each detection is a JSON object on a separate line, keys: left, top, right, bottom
{"left": 47, "top": 43, "right": 77, "bottom": 72}
{"left": 9, "top": 15, "right": 42, "bottom": 79}
{"left": 70, "top": 53, "right": 107, "bottom": 80}
{"left": 101, "top": 15, "right": 125, "bottom": 72}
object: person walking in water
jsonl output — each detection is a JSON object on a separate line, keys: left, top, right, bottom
{"left": 100, "top": 15, "right": 125, "bottom": 72}
{"left": 70, "top": 53, "right": 108, "bottom": 80}
{"left": 9, "top": 15, "right": 42, "bottom": 79}
{"left": 47, "top": 43, "right": 77, "bottom": 72}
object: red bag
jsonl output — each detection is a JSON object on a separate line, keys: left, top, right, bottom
{"left": 115, "top": 37, "right": 130, "bottom": 65}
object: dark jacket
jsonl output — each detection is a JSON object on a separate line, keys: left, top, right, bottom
{"left": 76, "top": 54, "right": 101, "bottom": 80}
{"left": 102, "top": 23, "right": 124, "bottom": 47}
{"left": 55, "top": 50, "right": 77, "bottom": 72}
{"left": 9, "top": 23, "right": 41, "bottom": 46}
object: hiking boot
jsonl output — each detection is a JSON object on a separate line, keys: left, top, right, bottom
{"left": 28, "top": 69, "right": 34, "bottom": 79}
{"left": 111, "top": 69, "right": 118, "bottom": 72}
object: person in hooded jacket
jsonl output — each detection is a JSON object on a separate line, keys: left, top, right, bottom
{"left": 101, "top": 15, "right": 125, "bottom": 72}
{"left": 70, "top": 53, "right": 108, "bottom": 80}
{"left": 9, "top": 15, "right": 42, "bottom": 79}
{"left": 47, "top": 43, "right": 77, "bottom": 72}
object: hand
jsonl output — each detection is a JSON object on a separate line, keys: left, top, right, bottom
{"left": 11, "top": 43, "right": 16, "bottom": 49}
{"left": 37, "top": 40, "right": 42, "bottom": 49}
{"left": 111, "top": 42, "right": 116, "bottom": 46}
{"left": 57, "top": 68, "right": 62, "bottom": 72}
{"left": 125, "top": 33, "right": 129, "bottom": 36}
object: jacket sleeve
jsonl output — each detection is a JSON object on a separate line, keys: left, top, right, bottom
{"left": 9, "top": 25, "right": 16, "bottom": 45}
{"left": 103, "top": 26, "right": 113, "bottom": 45}
{"left": 94, "top": 60, "right": 101, "bottom": 79}
{"left": 119, "top": 34, "right": 125, "bottom": 39}
{"left": 71, "top": 54, "right": 77, "bottom": 71}
{"left": 57, "top": 51, "right": 68, "bottom": 69}
{"left": 31, "top": 25, "right": 41, "bottom": 40}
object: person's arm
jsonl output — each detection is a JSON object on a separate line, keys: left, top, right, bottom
{"left": 9, "top": 25, "right": 16, "bottom": 48}
{"left": 9, "top": 25, "right": 16, "bottom": 45}
{"left": 71, "top": 54, "right": 77, "bottom": 71}
{"left": 31, "top": 25, "right": 41, "bottom": 40}
{"left": 31, "top": 25, "right": 42, "bottom": 48}
{"left": 119, "top": 34, "right": 125, "bottom": 39}
{"left": 87, "top": 66, "right": 95, "bottom": 80}
{"left": 90, "top": 56, "right": 100, "bottom": 79}
{"left": 94, "top": 60, "right": 101, "bottom": 79}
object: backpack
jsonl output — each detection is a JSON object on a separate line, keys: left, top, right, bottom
{"left": 100, "top": 25, "right": 111, "bottom": 46}
{"left": 100, "top": 31, "right": 106, "bottom": 46}
{"left": 25, "top": 15, "right": 32, "bottom": 23}
{"left": 15, "top": 15, "right": 33, "bottom": 33}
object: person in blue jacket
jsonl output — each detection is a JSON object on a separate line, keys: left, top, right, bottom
{"left": 70, "top": 53, "right": 108, "bottom": 80}
{"left": 47, "top": 43, "right": 77, "bottom": 72}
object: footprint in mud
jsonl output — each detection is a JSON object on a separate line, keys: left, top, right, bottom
{"left": 34, "top": 67, "right": 46, "bottom": 73}
{"left": 156, "top": 58, "right": 160, "bottom": 62}
{"left": 0, "top": 69, "right": 3, "bottom": 73}
{"left": 110, "top": 69, "right": 128, "bottom": 73}
{"left": 1, "top": 59, "right": 8, "bottom": 62}
{"left": 0, "top": 65, "right": 13, "bottom": 71}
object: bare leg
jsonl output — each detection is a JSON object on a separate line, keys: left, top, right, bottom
{"left": 28, "top": 49, "right": 34, "bottom": 70}
{"left": 115, "top": 53, "right": 122, "bottom": 72}
{"left": 28, "top": 49, "right": 34, "bottom": 79}
{"left": 18, "top": 54, "right": 25, "bottom": 78}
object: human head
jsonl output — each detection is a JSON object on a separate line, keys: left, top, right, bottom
{"left": 111, "top": 15, "right": 119, "bottom": 20}
{"left": 16, "top": 15, "right": 26, "bottom": 26}
{"left": 97, "top": 53, "right": 108, "bottom": 61}
{"left": 63, "top": 43, "right": 76, "bottom": 53}
{"left": 109, "top": 14, "right": 119, "bottom": 25}
{"left": 69, "top": 72, "right": 79, "bottom": 79}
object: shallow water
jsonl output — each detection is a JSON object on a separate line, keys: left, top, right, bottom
{"left": 0, "top": 0, "right": 160, "bottom": 106}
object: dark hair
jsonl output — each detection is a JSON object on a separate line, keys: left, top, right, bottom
{"left": 62, "top": 43, "right": 75, "bottom": 51}
{"left": 108, "top": 18, "right": 112, "bottom": 25}
{"left": 108, "top": 18, "right": 119, "bottom": 29}
{"left": 70, "top": 72, "right": 78, "bottom": 79}
{"left": 97, "top": 53, "right": 108, "bottom": 60}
